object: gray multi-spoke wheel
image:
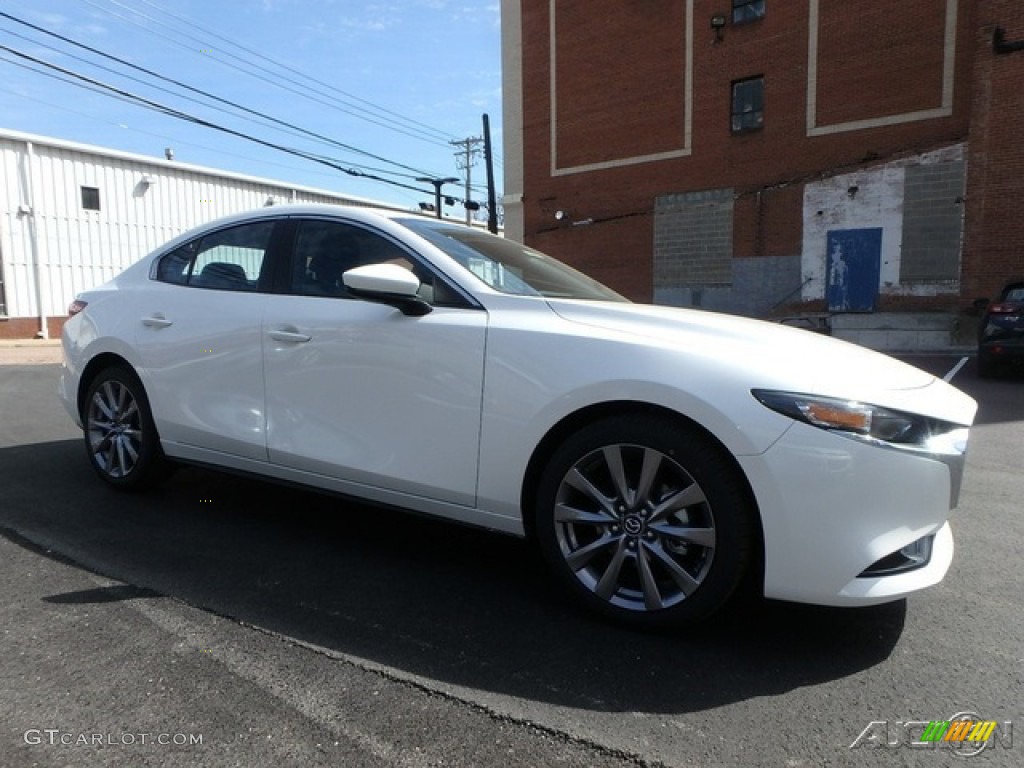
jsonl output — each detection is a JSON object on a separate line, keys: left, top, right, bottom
{"left": 535, "top": 415, "right": 756, "bottom": 627}
{"left": 83, "top": 366, "right": 166, "bottom": 490}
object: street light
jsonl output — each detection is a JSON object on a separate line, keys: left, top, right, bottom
{"left": 416, "top": 176, "right": 459, "bottom": 219}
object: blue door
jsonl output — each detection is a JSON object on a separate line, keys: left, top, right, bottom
{"left": 826, "top": 228, "right": 882, "bottom": 313}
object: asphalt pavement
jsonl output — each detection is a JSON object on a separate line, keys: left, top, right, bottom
{"left": 0, "top": 355, "right": 1021, "bottom": 767}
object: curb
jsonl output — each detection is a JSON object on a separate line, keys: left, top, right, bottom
{"left": 0, "top": 339, "right": 62, "bottom": 347}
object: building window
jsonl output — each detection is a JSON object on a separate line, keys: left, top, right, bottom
{"left": 81, "top": 186, "right": 101, "bottom": 211}
{"left": 732, "top": 0, "right": 765, "bottom": 24}
{"left": 731, "top": 77, "right": 764, "bottom": 133}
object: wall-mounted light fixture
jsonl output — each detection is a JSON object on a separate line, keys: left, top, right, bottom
{"left": 710, "top": 14, "right": 727, "bottom": 42}
{"left": 847, "top": 185, "right": 859, "bottom": 199}
{"left": 555, "top": 209, "right": 593, "bottom": 227}
{"left": 993, "top": 26, "right": 1024, "bottom": 54}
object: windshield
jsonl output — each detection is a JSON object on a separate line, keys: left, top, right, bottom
{"left": 397, "top": 218, "right": 628, "bottom": 302}
{"left": 1002, "top": 284, "right": 1024, "bottom": 303}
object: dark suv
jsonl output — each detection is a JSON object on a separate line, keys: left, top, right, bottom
{"left": 978, "top": 280, "right": 1024, "bottom": 377}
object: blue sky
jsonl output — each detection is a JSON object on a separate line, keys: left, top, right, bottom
{"left": 0, "top": 0, "right": 502, "bottom": 213}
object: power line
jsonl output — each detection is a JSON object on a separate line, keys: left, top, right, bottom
{"left": 80, "top": 0, "right": 456, "bottom": 149}
{"left": 128, "top": 0, "right": 456, "bottom": 144}
{"left": 0, "top": 43, "right": 438, "bottom": 197}
{"left": 0, "top": 79, "right": 421, "bottom": 188}
{"left": 0, "top": 10, "right": 447, "bottom": 180}
{"left": 1, "top": 48, "right": 485, "bottom": 212}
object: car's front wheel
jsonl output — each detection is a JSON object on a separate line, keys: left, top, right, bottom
{"left": 534, "top": 415, "right": 757, "bottom": 628}
{"left": 82, "top": 366, "right": 167, "bottom": 490}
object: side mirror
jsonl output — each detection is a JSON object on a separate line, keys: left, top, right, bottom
{"left": 343, "top": 263, "right": 432, "bottom": 316}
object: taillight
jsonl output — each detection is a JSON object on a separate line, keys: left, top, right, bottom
{"left": 989, "top": 302, "right": 1022, "bottom": 314}
{"left": 68, "top": 299, "right": 88, "bottom": 317}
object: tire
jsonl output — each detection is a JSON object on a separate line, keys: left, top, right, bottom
{"left": 82, "top": 365, "right": 167, "bottom": 491}
{"left": 534, "top": 415, "right": 757, "bottom": 628}
{"left": 977, "top": 352, "right": 997, "bottom": 379}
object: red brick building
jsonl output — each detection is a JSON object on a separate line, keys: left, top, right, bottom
{"left": 500, "top": 0, "right": 1024, "bottom": 322}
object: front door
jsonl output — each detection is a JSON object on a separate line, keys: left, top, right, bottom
{"left": 262, "top": 218, "right": 487, "bottom": 506}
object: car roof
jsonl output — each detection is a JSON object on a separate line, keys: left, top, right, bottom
{"left": 137, "top": 204, "right": 446, "bottom": 265}
{"left": 194, "top": 203, "right": 426, "bottom": 230}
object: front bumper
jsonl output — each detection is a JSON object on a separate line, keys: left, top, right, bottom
{"left": 738, "top": 419, "right": 967, "bottom": 606}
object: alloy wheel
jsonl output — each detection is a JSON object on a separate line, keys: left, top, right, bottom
{"left": 86, "top": 379, "right": 143, "bottom": 479}
{"left": 553, "top": 443, "right": 716, "bottom": 612}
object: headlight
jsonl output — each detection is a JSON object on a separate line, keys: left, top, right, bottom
{"left": 751, "top": 390, "right": 946, "bottom": 446}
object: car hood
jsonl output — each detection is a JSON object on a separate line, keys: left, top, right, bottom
{"left": 546, "top": 300, "right": 977, "bottom": 426}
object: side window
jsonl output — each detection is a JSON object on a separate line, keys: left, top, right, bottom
{"left": 288, "top": 219, "right": 473, "bottom": 308}
{"left": 156, "top": 221, "right": 275, "bottom": 291}
{"left": 156, "top": 242, "right": 196, "bottom": 285}
{"left": 289, "top": 220, "right": 418, "bottom": 298}
{"left": 732, "top": 0, "right": 765, "bottom": 24}
{"left": 731, "top": 76, "right": 764, "bottom": 133}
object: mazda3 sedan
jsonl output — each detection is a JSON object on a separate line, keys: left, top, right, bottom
{"left": 60, "top": 205, "right": 977, "bottom": 627}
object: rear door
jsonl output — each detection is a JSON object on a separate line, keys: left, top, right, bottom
{"left": 134, "top": 218, "right": 282, "bottom": 460}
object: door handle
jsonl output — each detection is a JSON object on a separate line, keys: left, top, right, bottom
{"left": 269, "top": 329, "right": 312, "bottom": 343}
{"left": 142, "top": 315, "right": 173, "bottom": 328}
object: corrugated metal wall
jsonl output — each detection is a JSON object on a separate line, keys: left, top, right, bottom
{"left": 0, "top": 133, "right": 390, "bottom": 322}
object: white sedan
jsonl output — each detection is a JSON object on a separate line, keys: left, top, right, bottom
{"left": 60, "top": 205, "right": 977, "bottom": 627}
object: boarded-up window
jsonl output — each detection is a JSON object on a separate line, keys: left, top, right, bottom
{"left": 899, "top": 162, "right": 964, "bottom": 281}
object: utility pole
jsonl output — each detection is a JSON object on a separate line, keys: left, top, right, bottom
{"left": 451, "top": 136, "right": 483, "bottom": 225}
{"left": 482, "top": 114, "right": 498, "bottom": 234}
{"left": 416, "top": 176, "right": 459, "bottom": 219}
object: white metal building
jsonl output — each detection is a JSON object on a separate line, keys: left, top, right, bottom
{"left": 0, "top": 128, "right": 403, "bottom": 338}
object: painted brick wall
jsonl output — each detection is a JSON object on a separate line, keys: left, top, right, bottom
{"left": 963, "top": 1, "right": 1024, "bottom": 302}
{"left": 654, "top": 189, "right": 733, "bottom": 287}
{"left": 517, "top": 0, "right": 976, "bottom": 309}
{"left": 655, "top": 254, "right": 801, "bottom": 317}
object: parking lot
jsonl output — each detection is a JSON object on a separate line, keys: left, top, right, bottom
{"left": 1, "top": 352, "right": 1021, "bottom": 767}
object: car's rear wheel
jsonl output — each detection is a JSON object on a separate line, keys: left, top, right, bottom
{"left": 534, "top": 415, "right": 757, "bottom": 628}
{"left": 83, "top": 366, "right": 166, "bottom": 490}
{"left": 977, "top": 351, "right": 997, "bottom": 379}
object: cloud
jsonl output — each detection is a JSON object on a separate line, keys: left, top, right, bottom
{"left": 341, "top": 16, "right": 392, "bottom": 32}
{"left": 34, "top": 12, "right": 68, "bottom": 27}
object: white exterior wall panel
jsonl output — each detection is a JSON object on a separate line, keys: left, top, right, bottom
{"left": 0, "top": 129, "right": 396, "bottom": 329}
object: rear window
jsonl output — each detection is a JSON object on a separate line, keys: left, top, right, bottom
{"left": 155, "top": 221, "right": 275, "bottom": 292}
